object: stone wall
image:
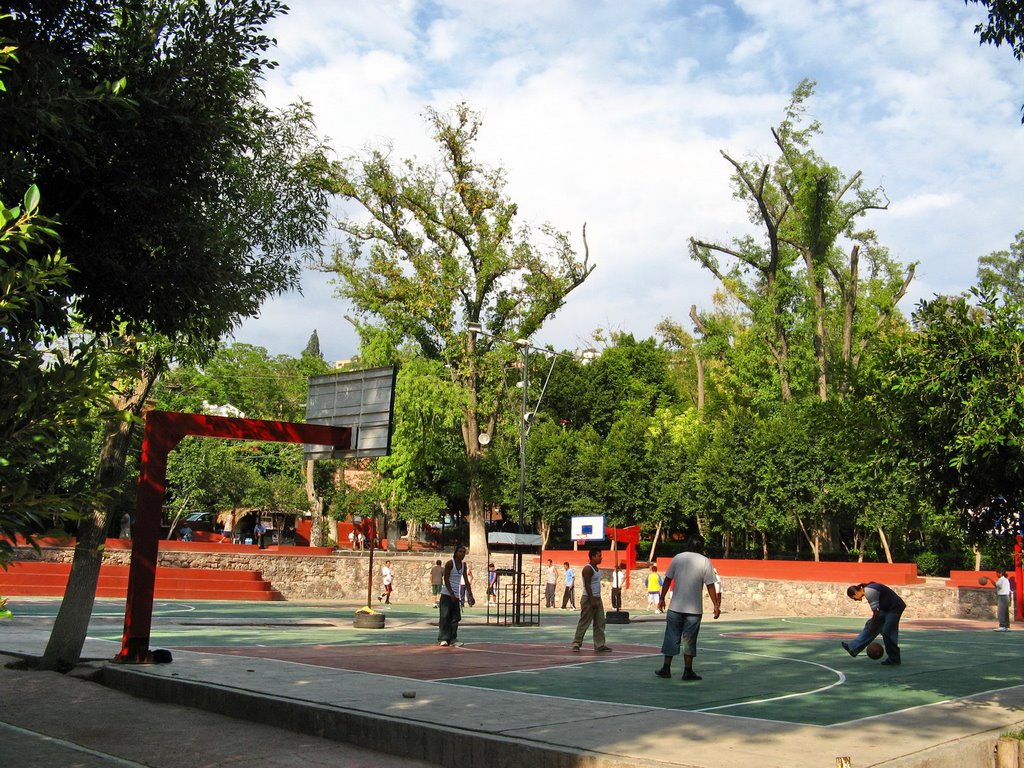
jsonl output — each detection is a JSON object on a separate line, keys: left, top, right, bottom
{"left": 21, "top": 548, "right": 1000, "bottom": 619}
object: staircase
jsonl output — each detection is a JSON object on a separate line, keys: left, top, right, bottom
{"left": 0, "top": 561, "right": 284, "bottom": 601}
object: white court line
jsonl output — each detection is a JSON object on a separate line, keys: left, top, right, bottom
{"left": 691, "top": 648, "right": 846, "bottom": 713}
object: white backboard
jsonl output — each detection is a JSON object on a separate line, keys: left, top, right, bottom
{"left": 570, "top": 515, "right": 606, "bottom": 541}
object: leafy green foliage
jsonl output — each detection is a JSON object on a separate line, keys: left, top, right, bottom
{"left": 0, "top": 185, "right": 109, "bottom": 564}
{"left": 328, "top": 102, "right": 594, "bottom": 553}
{"left": 977, "top": 229, "right": 1024, "bottom": 304}
{"left": 153, "top": 342, "right": 331, "bottom": 522}
{"left": 875, "top": 291, "right": 1024, "bottom": 538}
{"left": 542, "top": 335, "right": 677, "bottom": 436}
{"left": 689, "top": 80, "right": 910, "bottom": 406}
{"left": 2, "top": 0, "right": 332, "bottom": 345}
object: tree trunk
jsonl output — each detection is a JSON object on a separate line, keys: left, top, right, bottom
{"left": 41, "top": 350, "right": 162, "bottom": 671}
{"left": 163, "top": 493, "right": 191, "bottom": 540}
{"left": 381, "top": 502, "right": 398, "bottom": 552}
{"left": 796, "top": 516, "right": 822, "bottom": 561}
{"left": 688, "top": 305, "right": 706, "bottom": 411}
{"left": 466, "top": 473, "right": 488, "bottom": 558}
{"left": 878, "top": 526, "right": 893, "bottom": 563}
{"left": 304, "top": 460, "right": 325, "bottom": 547}
{"left": 760, "top": 530, "right": 768, "bottom": 559}
{"left": 648, "top": 521, "right": 662, "bottom": 563}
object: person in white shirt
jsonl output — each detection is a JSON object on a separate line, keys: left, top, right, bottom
{"left": 438, "top": 546, "right": 474, "bottom": 646}
{"left": 992, "top": 568, "right": 1012, "bottom": 631}
{"left": 378, "top": 560, "right": 394, "bottom": 604}
{"left": 655, "top": 536, "right": 720, "bottom": 680}
{"left": 610, "top": 563, "right": 626, "bottom": 610}
{"left": 545, "top": 559, "right": 558, "bottom": 608}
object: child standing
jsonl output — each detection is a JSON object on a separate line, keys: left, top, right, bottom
{"left": 647, "top": 564, "right": 663, "bottom": 612}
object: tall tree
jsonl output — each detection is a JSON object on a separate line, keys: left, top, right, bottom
{"left": 3, "top": 0, "right": 333, "bottom": 670}
{"left": 689, "top": 80, "right": 913, "bottom": 404}
{"left": 328, "top": 103, "right": 593, "bottom": 557}
{"left": 683, "top": 81, "right": 914, "bottom": 559}
{"left": 303, "top": 330, "right": 323, "bottom": 361}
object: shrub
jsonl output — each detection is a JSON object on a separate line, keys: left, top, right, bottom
{"left": 915, "top": 551, "right": 941, "bottom": 576}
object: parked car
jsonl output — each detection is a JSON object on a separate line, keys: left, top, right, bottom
{"left": 161, "top": 511, "right": 217, "bottom": 539}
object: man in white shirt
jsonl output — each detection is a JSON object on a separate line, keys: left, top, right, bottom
{"left": 545, "top": 559, "right": 557, "bottom": 608}
{"left": 655, "top": 536, "right": 720, "bottom": 681}
{"left": 610, "top": 563, "right": 626, "bottom": 610}
{"left": 378, "top": 560, "right": 394, "bottom": 604}
{"left": 992, "top": 568, "right": 1012, "bottom": 631}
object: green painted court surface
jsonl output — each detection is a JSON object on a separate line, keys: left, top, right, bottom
{"left": 8, "top": 598, "right": 1022, "bottom": 727}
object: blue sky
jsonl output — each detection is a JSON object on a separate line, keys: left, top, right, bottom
{"left": 231, "top": 0, "right": 1024, "bottom": 364}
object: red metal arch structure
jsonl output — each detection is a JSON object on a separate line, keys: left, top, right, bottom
{"left": 116, "top": 410, "right": 351, "bottom": 662}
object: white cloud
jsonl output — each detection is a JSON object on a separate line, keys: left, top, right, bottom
{"left": 234, "top": 0, "right": 1024, "bottom": 362}
{"left": 889, "top": 192, "right": 962, "bottom": 219}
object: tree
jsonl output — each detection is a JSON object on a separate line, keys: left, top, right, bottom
{"left": 965, "top": 0, "right": 1024, "bottom": 120}
{"left": 519, "top": 420, "right": 604, "bottom": 547}
{"left": 328, "top": 103, "right": 593, "bottom": 557}
{"left": 367, "top": 353, "right": 466, "bottom": 549}
{"left": 682, "top": 82, "right": 915, "bottom": 559}
{"left": 542, "top": 335, "right": 677, "bottom": 436}
{"left": 874, "top": 291, "right": 1024, "bottom": 540}
{"left": 0, "top": 184, "right": 108, "bottom": 565}
{"left": 303, "top": 330, "right": 323, "bottom": 361}
{"left": 689, "top": 80, "right": 913, "bottom": 404}
{"left": 3, "top": 0, "right": 334, "bottom": 671}
{"left": 977, "top": 229, "right": 1024, "bottom": 303}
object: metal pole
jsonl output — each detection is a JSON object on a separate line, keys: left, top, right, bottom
{"left": 367, "top": 525, "right": 376, "bottom": 608}
{"left": 518, "top": 344, "right": 528, "bottom": 534}
{"left": 514, "top": 344, "right": 529, "bottom": 625}
{"left": 1015, "top": 534, "right": 1022, "bottom": 622}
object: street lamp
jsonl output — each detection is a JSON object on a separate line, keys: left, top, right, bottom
{"left": 467, "top": 322, "right": 571, "bottom": 624}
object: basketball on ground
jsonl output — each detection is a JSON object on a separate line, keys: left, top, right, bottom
{"left": 866, "top": 642, "right": 883, "bottom": 659}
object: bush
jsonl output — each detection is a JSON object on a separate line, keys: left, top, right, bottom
{"left": 915, "top": 551, "right": 941, "bottom": 576}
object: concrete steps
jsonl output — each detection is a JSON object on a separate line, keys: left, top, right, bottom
{"left": 0, "top": 560, "right": 284, "bottom": 601}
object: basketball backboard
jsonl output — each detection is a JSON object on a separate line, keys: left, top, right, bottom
{"left": 304, "top": 366, "right": 397, "bottom": 460}
{"left": 570, "top": 515, "right": 606, "bottom": 541}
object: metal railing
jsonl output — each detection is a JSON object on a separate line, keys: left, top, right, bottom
{"left": 486, "top": 571, "right": 541, "bottom": 626}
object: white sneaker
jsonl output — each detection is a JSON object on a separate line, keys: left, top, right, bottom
{"left": 438, "top": 641, "right": 449, "bottom": 646}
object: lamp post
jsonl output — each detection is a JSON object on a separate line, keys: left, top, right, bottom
{"left": 468, "top": 323, "right": 571, "bottom": 624}
{"left": 515, "top": 338, "right": 529, "bottom": 536}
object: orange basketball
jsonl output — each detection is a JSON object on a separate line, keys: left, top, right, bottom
{"left": 978, "top": 576, "right": 989, "bottom": 586}
{"left": 866, "top": 641, "right": 883, "bottom": 660}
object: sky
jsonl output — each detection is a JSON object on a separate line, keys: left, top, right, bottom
{"left": 231, "top": 0, "right": 1024, "bottom": 365}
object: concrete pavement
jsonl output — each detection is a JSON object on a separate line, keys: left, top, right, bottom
{"left": 2, "top": 613, "right": 1023, "bottom": 768}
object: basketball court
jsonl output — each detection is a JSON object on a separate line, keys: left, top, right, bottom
{"left": 8, "top": 597, "right": 1023, "bottom": 729}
